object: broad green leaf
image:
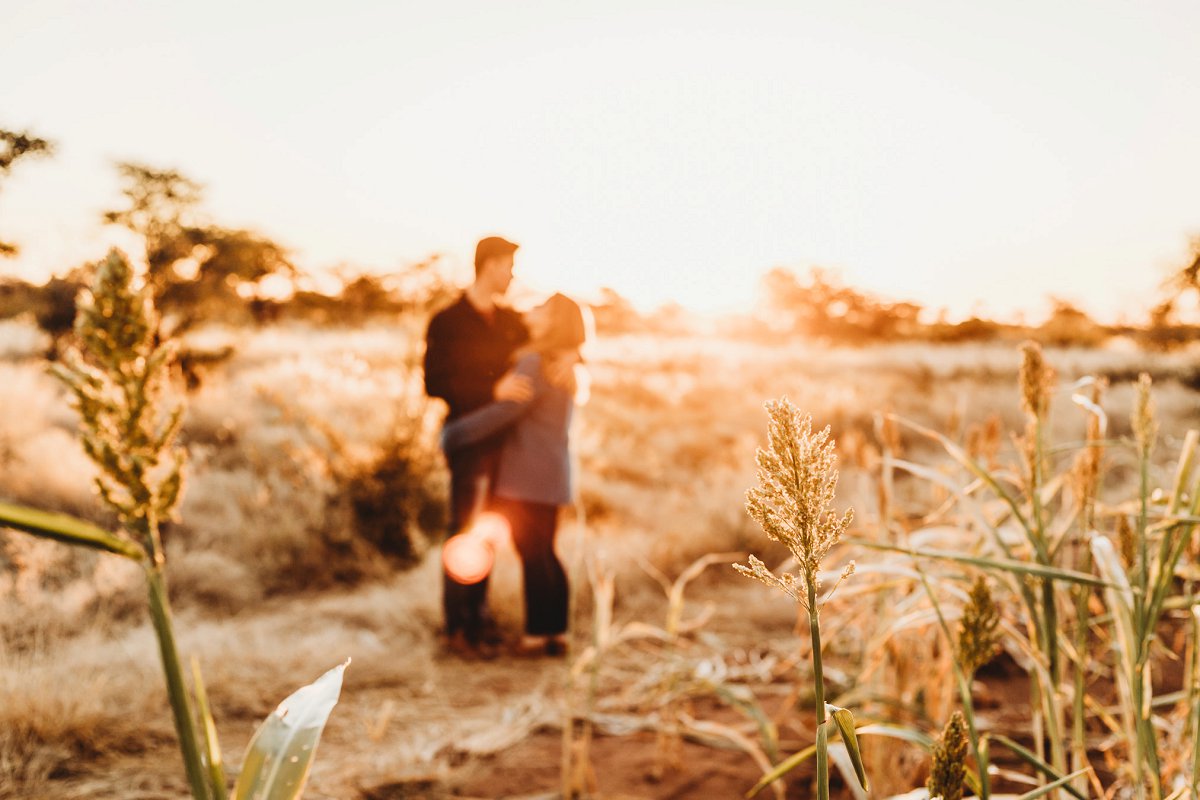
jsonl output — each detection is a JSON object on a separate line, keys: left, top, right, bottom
{"left": 0, "top": 500, "right": 143, "bottom": 560}
{"left": 192, "top": 657, "right": 228, "bottom": 800}
{"left": 827, "top": 705, "right": 868, "bottom": 791}
{"left": 233, "top": 660, "right": 349, "bottom": 800}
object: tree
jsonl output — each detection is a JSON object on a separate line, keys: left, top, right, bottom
{"left": 1154, "top": 236, "right": 1200, "bottom": 323}
{"left": 0, "top": 127, "right": 54, "bottom": 256}
{"left": 591, "top": 287, "right": 644, "bottom": 334}
{"left": 760, "top": 267, "right": 924, "bottom": 344}
{"left": 1037, "top": 297, "right": 1108, "bottom": 348}
{"left": 102, "top": 162, "right": 295, "bottom": 334}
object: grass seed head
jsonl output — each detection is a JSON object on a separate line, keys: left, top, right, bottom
{"left": 1018, "top": 341, "right": 1054, "bottom": 421}
{"left": 926, "top": 711, "right": 969, "bottom": 800}
{"left": 1116, "top": 514, "right": 1136, "bottom": 570}
{"left": 50, "top": 248, "right": 185, "bottom": 548}
{"left": 956, "top": 577, "right": 1001, "bottom": 677}
{"left": 739, "top": 397, "right": 853, "bottom": 609}
{"left": 1132, "top": 372, "right": 1156, "bottom": 457}
{"left": 1071, "top": 378, "right": 1106, "bottom": 524}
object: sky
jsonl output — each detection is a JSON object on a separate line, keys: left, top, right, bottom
{"left": 2, "top": 0, "right": 1199, "bottom": 320}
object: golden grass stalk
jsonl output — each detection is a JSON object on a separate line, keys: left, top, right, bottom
{"left": 48, "top": 249, "right": 209, "bottom": 799}
{"left": 735, "top": 398, "right": 863, "bottom": 800}
{"left": 1, "top": 249, "right": 348, "bottom": 800}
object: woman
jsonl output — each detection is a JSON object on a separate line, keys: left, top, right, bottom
{"left": 440, "top": 293, "right": 587, "bottom": 655}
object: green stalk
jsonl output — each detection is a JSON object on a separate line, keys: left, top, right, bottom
{"left": 1069, "top": 572, "right": 1092, "bottom": 794}
{"left": 1031, "top": 416, "right": 1068, "bottom": 785}
{"left": 807, "top": 583, "right": 829, "bottom": 800}
{"left": 916, "top": 569, "right": 990, "bottom": 799}
{"left": 1130, "top": 436, "right": 1161, "bottom": 800}
{"left": 1190, "top": 606, "right": 1200, "bottom": 800}
{"left": 145, "top": 565, "right": 211, "bottom": 800}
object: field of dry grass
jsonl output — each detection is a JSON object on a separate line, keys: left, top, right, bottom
{"left": 2, "top": 316, "right": 1199, "bottom": 798}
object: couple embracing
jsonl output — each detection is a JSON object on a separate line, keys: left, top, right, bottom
{"left": 423, "top": 236, "right": 587, "bottom": 659}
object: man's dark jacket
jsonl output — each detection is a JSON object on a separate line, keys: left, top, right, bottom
{"left": 423, "top": 293, "right": 528, "bottom": 422}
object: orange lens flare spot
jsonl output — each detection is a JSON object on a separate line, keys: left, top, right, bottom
{"left": 442, "top": 534, "right": 493, "bottom": 585}
{"left": 442, "top": 512, "right": 511, "bottom": 585}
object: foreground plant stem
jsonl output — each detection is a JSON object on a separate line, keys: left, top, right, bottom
{"left": 807, "top": 582, "right": 829, "bottom": 800}
{"left": 146, "top": 562, "right": 211, "bottom": 800}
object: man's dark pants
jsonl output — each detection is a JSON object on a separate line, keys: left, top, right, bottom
{"left": 443, "top": 443, "right": 500, "bottom": 643}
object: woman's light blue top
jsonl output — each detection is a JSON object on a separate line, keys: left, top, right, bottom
{"left": 440, "top": 352, "right": 574, "bottom": 506}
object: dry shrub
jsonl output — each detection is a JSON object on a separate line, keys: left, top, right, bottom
{"left": 0, "top": 628, "right": 168, "bottom": 796}
{"left": 166, "top": 549, "right": 263, "bottom": 612}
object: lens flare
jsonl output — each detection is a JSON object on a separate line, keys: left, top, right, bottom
{"left": 442, "top": 512, "right": 511, "bottom": 585}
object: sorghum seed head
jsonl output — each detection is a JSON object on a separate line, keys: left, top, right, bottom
{"left": 927, "top": 711, "right": 969, "bottom": 800}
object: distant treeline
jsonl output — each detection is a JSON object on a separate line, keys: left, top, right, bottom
{"left": 712, "top": 266, "right": 1200, "bottom": 350}
{"left": 3, "top": 125, "right": 1199, "bottom": 351}
{"left": 5, "top": 260, "right": 1200, "bottom": 352}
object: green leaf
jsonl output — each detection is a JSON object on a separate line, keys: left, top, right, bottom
{"left": 233, "top": 660, "right": 349, "bottom": 800}
{"left": 191, "top": 657, "right": 228, "bottom": 800}
{"left": 1014, "top": 768, "right": 1091, "bottom": 800}
{"left": 847, "top": 537, "right": 1110, "bottom": 587}
{"left": 746, "top": 723, "right": 938, "bottom": 799}
{"left": 827, "top": 706, "right": 868, "bottom": 791}
{"left": 990, "top": 734, "right": 1089, "bottom": 800}
{"left": 0, "top": 500, "right": 143, "bottom": 560}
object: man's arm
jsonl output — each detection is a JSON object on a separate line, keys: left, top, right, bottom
{"left": 423, "top": 313, "right": 453, "bottom": 401}
{"left": 440, "top": 356, "right": 542, "bottom": 452}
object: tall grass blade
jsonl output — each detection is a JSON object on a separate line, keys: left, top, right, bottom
{"left": 1013, "top": 769, "right": 1090, "bottom": 800}
{"left": 847, "top": 538, "right": 1109, "bottom": 587}
{"left": 989, "top": 734, "right": 1088, "bottom": 800}
{"left": 192, "top": 657, "right": 228, "bottom": 800}
{"left": 0, "top": 500, "right": 143, "bottom": 560}
{"left": 233, "top": 660, "right": 349, "bottom": 800}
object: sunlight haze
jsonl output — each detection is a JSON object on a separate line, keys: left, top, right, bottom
{"left": 3, "top": 1, "right": 1199, "bottom": 320}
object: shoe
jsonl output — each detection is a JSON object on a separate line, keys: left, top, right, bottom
{"left": 514, "top": 634, "right": 568, "bottom": 658}
{"left": 477, "top": 616, "right": 506, "bottom": 647}
{"left": 514, "top": 635, "right": 549, "bottom": 658}
{"left": 442, "top": 631, "right": 499, "bottom": 660}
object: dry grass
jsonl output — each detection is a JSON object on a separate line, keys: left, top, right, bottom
{"left": 2, "top": 319, "right": 1199, "bottom": 796}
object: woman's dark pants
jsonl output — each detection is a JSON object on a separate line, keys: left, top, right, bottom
{"left": 490, "top": 496, "right": 568, "bottom": 636}
{"left": 443, "top": 445, "right": 499, "bottom": 643}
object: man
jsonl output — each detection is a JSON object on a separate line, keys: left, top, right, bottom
{"left": 424, "top": 235, "right": 532, "bottom": 655}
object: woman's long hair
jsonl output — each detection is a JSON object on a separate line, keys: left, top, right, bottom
{"left": 527, "top": 293, "right": 591, "bottom": 402}
{"left": 530, "top": 293, "right": 588, "bottom": 356}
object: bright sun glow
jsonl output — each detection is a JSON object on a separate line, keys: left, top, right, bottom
{"left": 442, "top": 512, "right": 512, "bottom": 585}
{"left": 3, "top": 2, "right": 1200, "bottom": 320}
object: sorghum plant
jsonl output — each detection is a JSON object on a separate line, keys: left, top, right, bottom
{"left": 735, "top": 397, "right": 862, "bottom": 800}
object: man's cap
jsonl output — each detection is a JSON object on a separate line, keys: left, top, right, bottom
{"left": 474, "top": 236, "right": 519, "bottom": 268}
